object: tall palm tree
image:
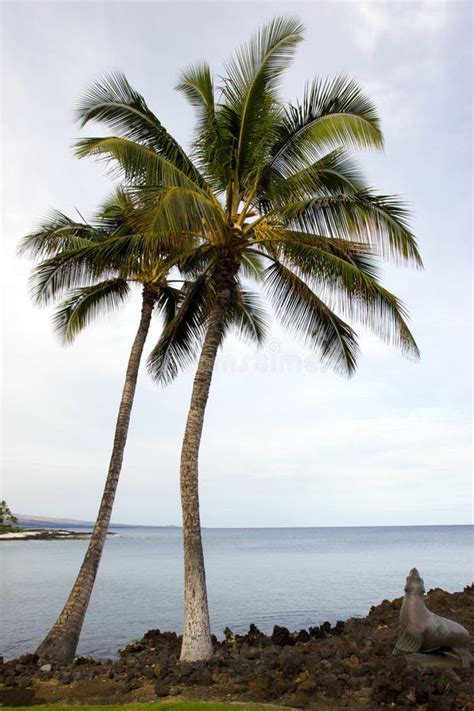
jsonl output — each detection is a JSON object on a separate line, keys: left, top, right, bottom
{"left": 74, "top": 16, "right": 422, "bottom": 661}
{"left": 19, "top": 189, "right": 187, "bottom": 664}
{"left": 20, "top": 188, "right": 264, "bottom": 664}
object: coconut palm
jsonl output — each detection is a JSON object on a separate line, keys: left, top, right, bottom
{"left": 74, "top": 16, "right": 422, "bottom": 661}
{"left": 20, "top": 187, "right": 264, "bottom": 664}
{"left": 18, "top": 189, "right": 188, "bottom": 664}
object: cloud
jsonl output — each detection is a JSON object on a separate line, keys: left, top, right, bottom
{"left": 353, "top": 1, "right": 450, "bottom": 54}
{"left": 1, "top": 0, "right": 471, "bottom": 527}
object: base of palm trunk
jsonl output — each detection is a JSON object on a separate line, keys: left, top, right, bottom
{"left": 179, "top": 632, "right": 213, "bottom": 662}
{"left": 36, "top": 628, "right": 79, "bottom": 665}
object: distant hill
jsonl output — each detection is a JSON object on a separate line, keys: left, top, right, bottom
{"left": 15, "top": 515, "right": 178, "bottom": 529}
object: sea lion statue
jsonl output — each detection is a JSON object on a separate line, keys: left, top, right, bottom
{"left": 393, "top": 568, "right": 472, "bottom": 667}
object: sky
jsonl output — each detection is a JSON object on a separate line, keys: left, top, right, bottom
{"left": 1, "top": 0, "right": 472, "bottom": 527}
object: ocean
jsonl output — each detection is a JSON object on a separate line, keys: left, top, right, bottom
{"left": 1, "top": 525, "right": 472, "bottom": 660}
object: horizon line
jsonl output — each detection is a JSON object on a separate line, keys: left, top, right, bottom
{"left": 15, "top": 515, "right": 473, "bottom": 529}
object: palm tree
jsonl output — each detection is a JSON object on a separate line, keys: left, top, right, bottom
{"left": 74, "top": 16, "right": 422, "bottom": 661}
{"left": 19, "top": 189, "right": 187, "bottom": 664}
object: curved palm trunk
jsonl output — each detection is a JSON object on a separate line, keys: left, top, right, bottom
{"left": 36, "top": 287, "right": 155, "bottom": 665}
{"left": 179, "top": 267, "right": 236, "bottom": 662}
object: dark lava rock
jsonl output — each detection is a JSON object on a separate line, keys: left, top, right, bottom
{"left": 295, "top": 629, "right": 311, "bottom": 643}
{"left": 324, "top": 672, "right": 344, "bottom": 698}
{"left": 153, "top": 680, "right": 170, "bottom": 697}
{"left": 247, "top": 623, "right": 265, "bottom": 640}
{"left": 309, "top": 625, "right": 324, "bottom": 639}
{"left": 271, "top": 625, "right": 293, "bottom": 647}
{"left": 173, "top": 665, "right": 193, "bottom": 683}
{"left": 2, "top": 586, "right": 472, "bottom": 709}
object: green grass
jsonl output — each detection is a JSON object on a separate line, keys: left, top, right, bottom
{"left": 0, "top": 704, "right": 282, "bottom": 711}
{"left": 0, "top": 524, "right": 23, "bottom": 534}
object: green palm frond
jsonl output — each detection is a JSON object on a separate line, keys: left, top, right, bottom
{"left": 29, "top": 232, "right": 154, "bottom": 306}
{"left": 29, "top": 251, "right": 105, "bottom": 306}
{"left": 268, "top": 76, "right": 383, "bottom": 179}
{"left": 52, "top": 278, "right": 130, "bottom": 344}
{"left": 176, "top": 63, "right": 215, "bottom": 120}
{"left": 154, "top": 284, "right": 181, "bottom": 328}
{"left": 18, "top": 211, "right": 105, "bottom": 259}
{"left": 229, "top": 287, "right": 269, "bottom": 345}
{"left": 223, "top": 16, "right": 304, "bottom": 108}
{"left": 254, "top": 228, "right": 378, "bottom": 275}
{"left": 280, "top": 191, "right": 422, "bottom": 267}
{"left": 75, "top": 71, "right": 205, "bottom": 187}
{"left": 147, "top": 275, "right": 211, "bottom": 384}
{"left": 175, "top": 244, "right": 216, "bottom": 279}
{"left": 263, "top": 148, "right": 370, "bottom": 204}
{"left": 75, "top": 137, "right": 225, "bottom": 238}
{"left": 176, "top": 63, "right": 224, "bottom": 187}
{"left": 263, "top": 261, "right": 359, "bottom": 375}
{"left": 269, "top": 237, "right": 419, "bottom": 357}
{"left": 96, "top": 186, "right": 136, "bottom": 229}
{"left": 75, "top": 136, "right": 203, "bottom": 190}
{"left": 240, "top": 248, "right": 267, "bottom": 279}
{"left": 141, "top": 185, "right": 226, "bottom": 241}
{"left": 222, "top": 16, "right": 304, "bottom": 190}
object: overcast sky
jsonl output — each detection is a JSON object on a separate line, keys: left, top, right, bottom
{"left": 1, "top": 0, "right": 472, "bottom": 527}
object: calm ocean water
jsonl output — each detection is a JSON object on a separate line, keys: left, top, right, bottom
{"left": 1, "top": 525, "right": 472, "bottom": 660}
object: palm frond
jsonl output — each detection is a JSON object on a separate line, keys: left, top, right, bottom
{"left": 154, "top": 284, "right": 181, "bottom": 327}
{"left": 266, "top": 237, "right": 419, "bottom": 358}
{"left": 18, "top": 211, "right": 105, "bottom": 259}
{"left": 280, "top": 191, "right": 422, "bottom": 267}
{"left": 223, "top": 16, "right": 304, "bottom": 108}
{"left": 263, "top": 261, "right": 359, "bottom": 375}
{"left": 222, "top": 15, "right": 304, "bottom": 189}
{"left": 75, "top": 71, "right": 205, "bottom": 187}
{"left": 140, "top": 185, "right": 226, "bottom": 241}
{"left": 268, "top": 76, "right": 383, "bottom": 179}
{"left": 147, "top": 275, "right": 210, "bottom": 384}
{"left": 75, "top": 136, "right": 204, "bottom": 190}
{"left": 254, "top": 228, "right": 378, "bottom": 275}
{"left": 29, "top": 252, "right": 104, "bottom": 306}
{"left": 28, "top": 232, "right": 158, "bottom": 306}
{"left": 262, "top": 148, "right": 370, "bottom": 204}
{"left": 177, "top": 63, "right": 234, "bottom": 193}
{"left": 176, "top": 63, "right": 215, "bottom": 118}
{"left": 171, "top": 244, "right": 216, "bottom": 280}
{"left": 240, "top": 248, "right": 267, "bottom": 279}
{"left": 52, "top": 279, "right": 130, "bottom": 343}
{"left": 229, "top": 287, "right": 269, "bottom": 344}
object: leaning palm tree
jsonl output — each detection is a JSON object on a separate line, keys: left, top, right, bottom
{"left": 18, "top": 189, "right": 188, "bottom": 664}
{"left": 74, "top": 16, "right": 422, "bottom": 661}
{"left": 20, "top": 188, "right": 264, "bottom": 663}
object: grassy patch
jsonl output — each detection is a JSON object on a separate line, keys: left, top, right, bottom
{"left": 0, "top": 703, "right": 282, "bottom": 711}
{"left": 0, "top": 524, "right": 23, "bottom": 534}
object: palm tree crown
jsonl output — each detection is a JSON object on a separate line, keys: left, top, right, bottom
{"left": 19, "top": 188, "right": 183, "bottom": 337}
{"left": 73, "top": 17, "right": 421, "bottom": 383}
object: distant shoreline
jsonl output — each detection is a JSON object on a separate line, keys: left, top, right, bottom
{"left": 15, "top": 515, "right": 179, "bottom": 530}
{"left": 14, "top": 515, "right": 473, "bottom": 531}
{"left": 0, "top": 528, "right": 117, "bottom": 541}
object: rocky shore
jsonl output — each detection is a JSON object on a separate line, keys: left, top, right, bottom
{"left": 1, "top": 586, "right": 472, "bottom": 710}
{"left": 0, "top": 529, "right": 116, "bottom": 541}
